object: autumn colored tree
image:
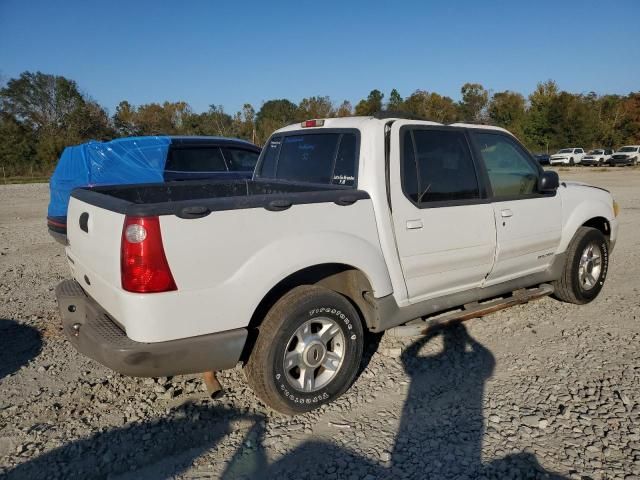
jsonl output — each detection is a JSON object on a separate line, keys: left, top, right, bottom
{"left": 403, "top": 90, "right": 458, "bottom": 123}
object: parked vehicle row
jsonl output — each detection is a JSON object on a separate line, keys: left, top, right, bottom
{"left": 55, "top": 115, "right": 619, "bottom": 414}
{"left": 538, "top": 146, "right": 640, "bottom": 167}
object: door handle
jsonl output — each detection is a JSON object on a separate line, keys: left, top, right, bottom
{"left": 406, "top": 219, "right": 424, "bottom": 230}
{"left": 501, "top": 209, "right": 513, "bottom": 218}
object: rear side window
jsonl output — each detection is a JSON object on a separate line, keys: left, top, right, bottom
{"left": 165, "top": 147, "right": 227, "bottom": 173}
{"left": 473, "top": 132, "right": 539, "bottom": 197}
{"left": 222, "top": 148, "right": 259, "bottom": 172}
{"left": 256, "top": 132, "right": 358, "bottom": 186}
{"left": 402, "top": 129, "right": 480, "bottom": 204}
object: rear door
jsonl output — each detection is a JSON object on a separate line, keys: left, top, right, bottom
{"left": 389, "top": 123, "right": 497, "bottom": 303}
{"left": 469, "top": 130, "right": 562, "bottom": 285}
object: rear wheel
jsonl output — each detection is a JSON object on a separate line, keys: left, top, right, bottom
{"left": 553, "top": 227, "right": 609, "bottom": 304}
{"left": 245, "top": 285, "right": 364, "bottom": 414}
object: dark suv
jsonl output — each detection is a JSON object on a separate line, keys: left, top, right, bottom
{"left": 47, "top": 136, "right": 260, "bottom": 243}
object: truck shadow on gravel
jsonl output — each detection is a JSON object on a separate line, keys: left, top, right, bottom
{"left": 5, "top": 323, "right": 566, "bottom": 479}
{"left": 0, "top": 319, "right": 42, "bottom": 381}
{"left": 241, "top": 322, "right": 567, "bottom": 479}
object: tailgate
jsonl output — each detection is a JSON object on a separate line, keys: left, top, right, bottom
{"left": 66, "top": 196, "right": 125, "bottom": 299}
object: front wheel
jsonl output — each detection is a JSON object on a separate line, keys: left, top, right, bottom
{"left": 245, "top": 285, "right": 364, "bottom": 414}
{"left": 553, "top": 226, "right": 609, "bottom": 304}
{"left": 569, "top": 157, "right": 575, "bottom": 166}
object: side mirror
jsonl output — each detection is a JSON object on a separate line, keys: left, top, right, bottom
{"left": 539, "top": 170, "right": 560, "bottom": 193}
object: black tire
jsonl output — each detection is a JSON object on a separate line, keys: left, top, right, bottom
{"left": 245, "top": 285, "right": 364, "bottom": 414}
{"left": 569, "top": 157, "right": 575, "bottom": 166}
{"left": 553, "top": 227, "right": 609, "bottom": 304}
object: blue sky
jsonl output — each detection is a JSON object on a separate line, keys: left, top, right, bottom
{"left": 1, "top": 0, "right": 638, "bottom": 115}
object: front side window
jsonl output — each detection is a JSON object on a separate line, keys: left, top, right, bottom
{"left": 256, "top": 132, "right": 358, "bottom": 186}
{"left": 165, "top": 147, "right": 227, "bottom": 172}
{"left": 402, "top": 129, "right": 480, "bottom": 204}
{"left": 473, "top": 133, "right": 539, "bottom": 198}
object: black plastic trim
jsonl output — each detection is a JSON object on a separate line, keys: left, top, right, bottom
{"left": 55, "top": 279, "right": 248, "bottom": 377}
{"left": 71, "top": 179, "right": 371, "bottom": 218}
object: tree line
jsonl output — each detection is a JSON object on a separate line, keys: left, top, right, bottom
{"left": 1, "top": 71, "right": 639, "bottom": 177}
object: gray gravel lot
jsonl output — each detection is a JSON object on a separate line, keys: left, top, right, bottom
{"left": 1, "top": 168, "right": 639, "bottom": 479}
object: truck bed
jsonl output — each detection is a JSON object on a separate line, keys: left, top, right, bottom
{"left": 71, "top": 179, "right": 368, "bottom": 217}
{"left": 65, "top": 178, "right": 383, "bottom": 343}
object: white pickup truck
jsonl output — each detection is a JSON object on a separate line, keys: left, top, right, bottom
{"left": 56, "top": 116, "right": 619, "bottom": 414}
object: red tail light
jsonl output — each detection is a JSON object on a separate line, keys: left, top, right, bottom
{"left": 121, "top": 216, "right": 177, "bottom": 293}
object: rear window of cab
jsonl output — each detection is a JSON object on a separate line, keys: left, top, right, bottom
{"left": 256, "top": 131, "right": 359, "bottom": 186}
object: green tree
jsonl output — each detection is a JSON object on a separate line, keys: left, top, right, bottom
{"left": 387, "top": 89, "right": 403, "bottom": 111}
{"left": 255, "top": 99, "right": 298, "bottom": 143}
{"left": 488, "top": 91, "right": 526, "bottom": 138}
{"left": 0, "top": 71, "right": 84, "bottom": 130}
{"left": 458, "top": 83, "right": 489, "bottom": 122}
{"left": 0, "top": 113, "right": 36, "bottom": 177}
{"left": 354, "top": 89, "right": 384, "bottom": 115}
{"left": 523, "top": 80, "right": 559, "bottom": 151}
{"left": 0, "top": 71, "right": 112, "bottom": 168}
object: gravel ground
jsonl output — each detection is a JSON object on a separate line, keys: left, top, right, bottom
{"left": 1, "top": 168, "right": 639, "bottom": 480}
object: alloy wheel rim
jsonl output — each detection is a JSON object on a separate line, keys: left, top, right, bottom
{"left": 283, "top": 317, "right": 345, "bottom": 392}
{"left": 578, "top": 242, "right": 603, "bottom": 290}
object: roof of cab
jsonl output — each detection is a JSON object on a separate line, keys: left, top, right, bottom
{"left": 274, "top": 116, "right": 512, "bottom": 135}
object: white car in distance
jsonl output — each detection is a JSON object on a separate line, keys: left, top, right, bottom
{"left": 550, "top": 148, "right": 585, "bottom": 166}
{"left": 582, "top": 149, "right": 613, "bottom": 166}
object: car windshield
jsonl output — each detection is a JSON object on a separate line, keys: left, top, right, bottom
{"left": 256, "top": 131, "right": 358, "bottom": 186}
{"left": 557, "top": 149, "right": 573, "bottom": 154}
{"left": 619, "top": 146, "right": 638, "bottom": 152}
{"left": 588, "top": 150, "right": 603, "bottom": 155}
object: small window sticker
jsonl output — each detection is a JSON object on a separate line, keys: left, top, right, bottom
{"left": 333, "top": 175, "right": 355, "bottom": 185}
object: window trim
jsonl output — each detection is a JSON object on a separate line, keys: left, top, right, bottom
{"left": 398, "top": 125, "right": 489, "bottom": 209}
{"left": 467, "top": 129, "right": 557, "bottom": 202}
{"left": 254, "top": 128, "right": 361, "bottom": 188}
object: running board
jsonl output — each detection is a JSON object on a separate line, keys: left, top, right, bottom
{"left": 386, "top": 283, "right": 554, "bottom": 337}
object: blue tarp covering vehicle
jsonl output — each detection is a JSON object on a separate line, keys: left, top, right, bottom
{"left": 47, "top": 136, "right": 261, "bottom": 242}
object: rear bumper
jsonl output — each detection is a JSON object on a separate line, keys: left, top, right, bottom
{"left": 55, "top": 280, "right": 248, "bottom": 377}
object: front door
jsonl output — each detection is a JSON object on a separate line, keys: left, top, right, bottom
{"left": 390, "top": 123, "right": 497, "bottom": 303}
{"left": 469, "top": 131, "right": 562, "bottom": 285}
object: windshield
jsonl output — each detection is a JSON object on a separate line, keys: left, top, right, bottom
{"left": 557, "top": 149, "right": 573, "bottom": 154}
{"left": 588, "top": 150, "right": 603, "bottom": 155}
{"left": 256, "top": 131, "right": 358, "bottom": 186}
{"left": 619, "top": 146, "right": 638, "bottom": 153}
